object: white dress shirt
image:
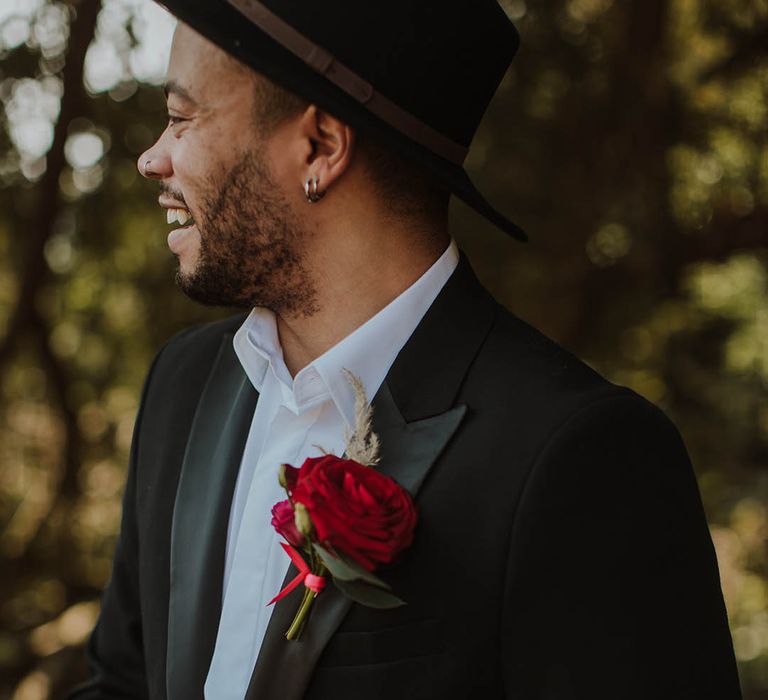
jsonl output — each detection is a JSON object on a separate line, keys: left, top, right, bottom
{"left": 204, "top": 239, "right": 459, "bottom": 699}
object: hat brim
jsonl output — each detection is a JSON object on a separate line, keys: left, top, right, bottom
{"left": 157, "top": 0, "right": 528, "bottom": 242}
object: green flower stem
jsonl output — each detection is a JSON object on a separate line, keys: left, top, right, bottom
{"left": 285, "top": 587, "right": 314, "bottom": 640}
{"left": 284, "top": 562, "right": 329, "bottom": 641}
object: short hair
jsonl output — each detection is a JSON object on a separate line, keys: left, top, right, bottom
{"left": 251, "top": 73, "right": 450, "bottom": 228}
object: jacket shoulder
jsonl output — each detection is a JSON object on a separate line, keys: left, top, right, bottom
{"left": 464, "top": 302, "right": 641, "bottom": 438}
{"left": 481, "top": 303, "right": 621, "bottom": 396}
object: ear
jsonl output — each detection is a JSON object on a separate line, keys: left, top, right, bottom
{"left": 297, "top": 105, "right": 355, "bottom": 195}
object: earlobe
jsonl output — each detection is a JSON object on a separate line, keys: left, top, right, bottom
{"left": 303, "top": 176, "right": 326, "bottom": 203}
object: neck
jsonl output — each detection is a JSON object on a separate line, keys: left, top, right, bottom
{"left": 276, "top": 227, "right": 450, "bottom": 377}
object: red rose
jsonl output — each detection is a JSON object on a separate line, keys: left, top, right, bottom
{"left": 286, "top": 456, "right": 417, "bottom": 571}
{"left": 270, "top": 499, "right": 305, "bottom": 548}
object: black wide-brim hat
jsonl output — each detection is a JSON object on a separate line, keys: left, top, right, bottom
{"left": 155, "top": 0, "right": 527, "bottom": 242}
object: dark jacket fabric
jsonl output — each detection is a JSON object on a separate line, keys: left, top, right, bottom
{"left": 67, "top": 251, "right": 741, "bottom": 700}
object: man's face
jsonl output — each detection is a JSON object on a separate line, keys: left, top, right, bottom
{"left": 138, "top": 23, "right": 317, "bottom": 314}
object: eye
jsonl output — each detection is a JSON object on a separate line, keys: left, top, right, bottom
{"left": 167, "top": 115, "right": 187, "bottom": 127}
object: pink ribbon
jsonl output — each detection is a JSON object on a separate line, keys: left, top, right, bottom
{"left": 267, "top": 542, "right": 326, "bottom": 606}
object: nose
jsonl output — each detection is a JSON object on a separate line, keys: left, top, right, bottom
{"left": 137, "top": 137, "right": 172, "bottom": 180}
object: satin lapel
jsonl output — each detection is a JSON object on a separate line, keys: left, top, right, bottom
{"left": 245, "top": 382, "right": 467, "bottom": 700}
{"left": 167, "top": 334, "right": 258, "bottom": 700}
{"left": 371, "top": 382, "right": 467, "bottom": 495}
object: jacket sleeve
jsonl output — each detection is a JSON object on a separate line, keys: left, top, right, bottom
{"left": 64, "top": 347, "right": 166, "bottom": 700}
{"left": 500, "top": 392, "right": 742, "bottom": 699}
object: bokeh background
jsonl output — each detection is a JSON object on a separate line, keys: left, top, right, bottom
{"left": 0, "top": 0, "right": 766, "bottom": 697}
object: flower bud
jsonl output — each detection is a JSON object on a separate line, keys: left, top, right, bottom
{"left": 271, "top": 499, "right": 304, "bottom": 547}
{"left": 278, "top": 464, "right": 290, "bottom": 491}
{"left": 294, "top": 502, "right": 313, "bottom": 538}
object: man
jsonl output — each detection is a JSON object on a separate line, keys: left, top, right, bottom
{"left": 68, "top": 1, "right": 741, "bottom": 698}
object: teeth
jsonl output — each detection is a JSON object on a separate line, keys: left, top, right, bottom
{"left": 166, "top": 208, "right": 193, "bottom": 225}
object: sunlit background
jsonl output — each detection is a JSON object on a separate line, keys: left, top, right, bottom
{"left": 0, "top": 0, "right": 766, "bottom": 697}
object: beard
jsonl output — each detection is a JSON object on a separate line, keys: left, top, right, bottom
{"left": 174, "top": 147, "right": 318, "bottom": 317}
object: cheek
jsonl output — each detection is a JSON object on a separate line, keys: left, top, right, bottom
{"left": 171, "top": 140, "right": 207, "bottom": 185}
{"left": 171, "top": 146, "right": 217, "bottom": 216}
{"left": 180, "top": 136, "right": 237, "bottom": 190}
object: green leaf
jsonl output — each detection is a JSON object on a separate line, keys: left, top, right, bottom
{"left": 334, "top": 578, "right": 406, "bottom": 609}
{"left": 312, "top": 543, "right": 391, "bottom": 589}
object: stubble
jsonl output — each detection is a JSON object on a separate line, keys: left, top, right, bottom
{"left": 175, "top": 148, "right": 319, "bottom": 317}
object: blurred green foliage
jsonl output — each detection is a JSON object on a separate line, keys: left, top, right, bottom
{"left": 0, "top": 0, "right": 766, "bottom": 697}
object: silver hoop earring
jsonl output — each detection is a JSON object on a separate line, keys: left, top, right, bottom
{"left": 304, "top": 176, "right": 325, "bottom": 203}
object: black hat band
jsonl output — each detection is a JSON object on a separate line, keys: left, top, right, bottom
{"left": 224, "top": 0, "right": 470, "bottom": 165}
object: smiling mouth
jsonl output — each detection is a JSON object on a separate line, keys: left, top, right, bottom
{"left": 166, "top": 207, "right": 195, "bottom": 227}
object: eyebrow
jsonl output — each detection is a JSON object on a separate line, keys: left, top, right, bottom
{"left": 163, "top": 80, "right": 198, "bottom": 106}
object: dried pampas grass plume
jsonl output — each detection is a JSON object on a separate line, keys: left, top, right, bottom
{"left": 342, "top": 368, "right": 380, "bottom": 467}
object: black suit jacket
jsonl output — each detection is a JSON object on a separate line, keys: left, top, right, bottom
{"left": 67, "top": 251, "right": 741, "bottom": 699}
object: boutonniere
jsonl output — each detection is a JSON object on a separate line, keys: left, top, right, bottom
{"left": 268, "top": 369, "right": 417, "bottom": 640}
